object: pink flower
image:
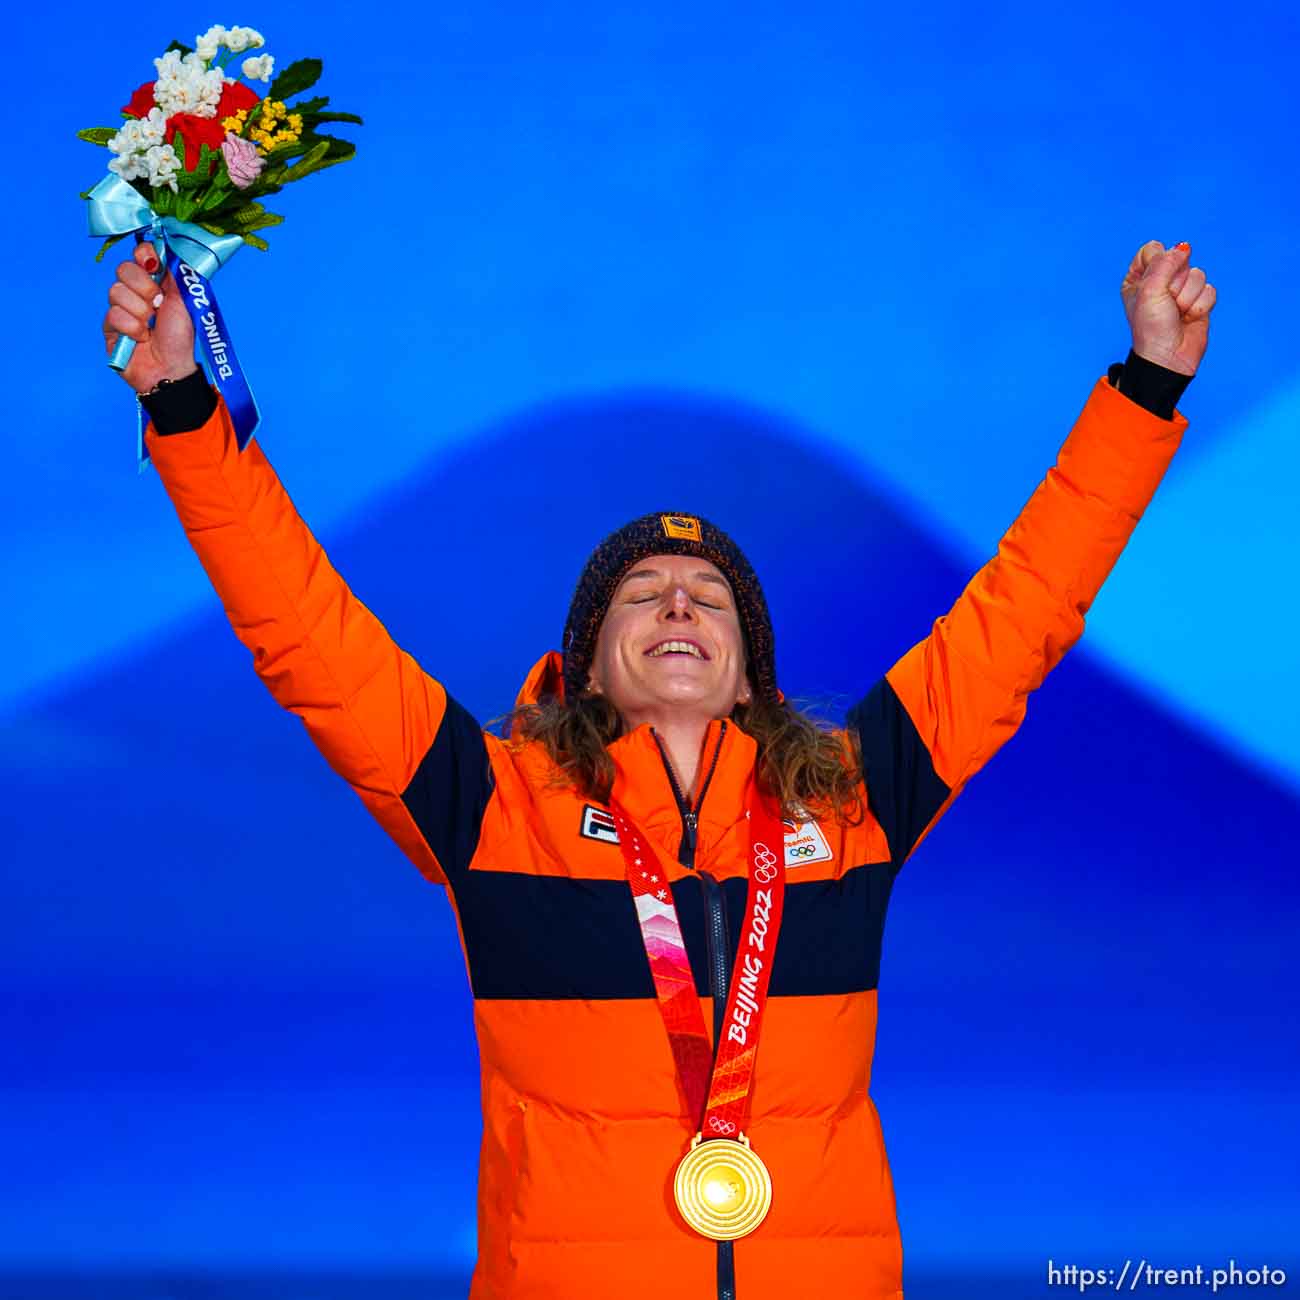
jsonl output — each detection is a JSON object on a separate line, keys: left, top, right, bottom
{"left": 221, "top": 131, "right": 264, "bottom": 188}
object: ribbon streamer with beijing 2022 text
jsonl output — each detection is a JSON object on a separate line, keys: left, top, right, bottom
{"left": 87, "top": 173, "right": 260, "bottom": 473}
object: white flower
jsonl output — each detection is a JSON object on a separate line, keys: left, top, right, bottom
{"left": 145, "top": 143, "right": 182, "bottom": 193}
{"left": 107, "top": 119, "right": 142, "bottom": 155}
{"left": 136, "top": 106, "right": 167, "bottom": 148}
{"left": 152, "top": 49, "right": 183, "bottom": 80}
{"left": 241, "top": 54, "right": 274, "bottom": 81}
{"left": 107, "top": 151, "right": 147, "bottom": 181}
{"left": 106, "top": 110, "right": 180, "bottom": 191}
{"left": 153, "top": 49, "right": 223, "bottom": 118}
{"left": 224, "top": 26, "right": 265, "bottom": 53}
{"left": 107, "top": 107, "right": 168, "bottom": 164}
{"left": 195, "top": 23, "right": 227, "bottom": 61}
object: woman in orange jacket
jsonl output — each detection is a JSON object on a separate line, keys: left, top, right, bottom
{"left": 101, "top": 238, "right": 1214, "bottom": 1299}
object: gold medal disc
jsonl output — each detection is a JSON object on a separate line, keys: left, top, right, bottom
{"left": 673, "top": 1132, "right": 772, "bottom": 1240}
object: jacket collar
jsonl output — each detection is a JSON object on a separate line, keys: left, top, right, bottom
{"left": 607, "top": 718, "right": 758, "bottom": 869}
{"left": 514, "top": 650, "right": 759, "bottom": 869}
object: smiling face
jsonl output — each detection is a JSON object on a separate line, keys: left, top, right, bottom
{"left": 586, "top": 553, "right": 753, "bottom": 726}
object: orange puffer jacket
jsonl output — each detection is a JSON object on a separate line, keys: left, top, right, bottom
{"left": 144, "top": 372, "right": 1186, "bottom": 1299}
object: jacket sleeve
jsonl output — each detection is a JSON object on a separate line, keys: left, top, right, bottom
{"left": 846, "top": 371, "right": 1189, "bottom": 870}
{"left": 143, "top": 394, "right": 493, "bottom": 887}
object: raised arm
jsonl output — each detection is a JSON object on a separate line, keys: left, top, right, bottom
{"left": 847, "top": 239, "right": 1217, "bottom": 869}
{"left": 104, "top": 242, "right": 493, "bottom": 885}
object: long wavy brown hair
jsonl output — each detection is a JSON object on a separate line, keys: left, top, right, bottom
{"left": 497, "top": 692, "right": 866, "bottom": 825}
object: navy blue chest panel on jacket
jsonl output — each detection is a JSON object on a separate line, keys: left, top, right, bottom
{"left": 401, "top": 688, "right": 935, "bottom": 1001}
{"left": 452, "top": 863, "right": 897, "bottom": 1000}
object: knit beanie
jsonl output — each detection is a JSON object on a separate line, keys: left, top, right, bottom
{"left": 561, "top": 512, "right": 777, "bottom": 705}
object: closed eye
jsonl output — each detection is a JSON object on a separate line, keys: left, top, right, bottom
{"left": 622, "top": 588, "right": 728, "bottom": 609}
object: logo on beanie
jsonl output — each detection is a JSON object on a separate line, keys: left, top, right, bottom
{"left": 661, "top": 514, "right": 702, "bottom": 541}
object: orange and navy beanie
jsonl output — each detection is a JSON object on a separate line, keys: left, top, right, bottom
{"left": 561, "top": 512, "right": 778, "bottom": 705}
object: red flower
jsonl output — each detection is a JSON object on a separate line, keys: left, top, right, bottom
{"left": 122, "top": 81, "right": 156, "bottom": 118}
{"left": 165, "top": 113, "right": 227, "bottom": 172}
{"left": 216, "top": 80, "right": 260, "bottom": 118}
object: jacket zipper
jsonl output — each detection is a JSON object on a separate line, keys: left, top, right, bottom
{"left": 650, "top": 723, "right": 737, "bottom": 1300}
{"left": 648, "top": 723, "right": 731, "bottom": 1022}
{"left": 649, "top": 722, "right": 726, "bottom": 867}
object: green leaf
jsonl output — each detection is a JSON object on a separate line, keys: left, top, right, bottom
{"left": 240, "top": 210, "right": 285, "bottom": 233}
{"left": 194, "top": 185, "right": 230, "bottom": 215}
{"left": 265, "top": 138, "right": 314, "bottom": 162}
{"left": 93, "top": 233, "right": 128, "bottom": 263}
{"left": 164, "top": 39, "right": 194, "bottom": 56}
{"left": 77, "top": 127, "right": 118, "bottom": 146}
{"left": 220, "top": 199, "right": 285, "bottom": 235}
{"left": 182, "top": 143, "right": 223, "bottom": 190}
{"left": 268, "top": 57, "right": 322, "bottom": 101}
{"left": 291, "top": 95, "right": 330, "bottom": 115}
{"left": 276, "top": 133, "right": 358, "bottom": 181}
{"left": 176, "top": 154, "right": 209, "bottom": 191}
{"left": 196, "top": 200, "right": 236, "bottom": 225}
{"left": 305, "top": 111, "right": 363, "bottom": 126}
{"left": 302, "top": 136, "right": 357, "bottom": 175}
{"left": 242, "top": 233, "right": 270, "bottom": 251}
{"left": 281, "top": 139, "right": 330, "bottom": 182}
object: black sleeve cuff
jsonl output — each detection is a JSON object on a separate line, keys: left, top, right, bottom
{"left": 1106, "top": 348, "right": 1193, "bottom": 421}
{"left": 140, "top": 367, "right": 219, "bottom": 435}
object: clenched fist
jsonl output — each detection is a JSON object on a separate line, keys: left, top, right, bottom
{"left": 102, "top": 240, "right": 198, "bottom": 395}
{"left": 1121, "top": 240, "right": 1217, "bottom": 377}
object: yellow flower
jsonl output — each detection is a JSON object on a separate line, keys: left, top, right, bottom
{"left": 287, "top": 114, "right": 303, "bottom": 132}
{"left": 222, "top": 115, "right": 243, "bottom": 133}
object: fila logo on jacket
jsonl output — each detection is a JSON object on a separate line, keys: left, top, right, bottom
{"left": 580, "top": 803, "right": 833, "bottom": 868}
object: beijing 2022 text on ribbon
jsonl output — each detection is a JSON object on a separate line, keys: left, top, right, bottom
{"left": 77, "top": 23, "right": 362, "bottom": 473}
{"left": 87, "top": 175, "right": 258, "bottom": 472}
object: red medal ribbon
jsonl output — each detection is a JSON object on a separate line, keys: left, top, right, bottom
{"left": 609, "top": 783, "right": 786, "bottom": 1136}
{"left": 700, "top": 792, "right": 784, "bottom": 1138}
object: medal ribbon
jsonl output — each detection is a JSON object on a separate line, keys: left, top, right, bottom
{"left": 609, "top": 784, "right": 786, "bottom": 1137}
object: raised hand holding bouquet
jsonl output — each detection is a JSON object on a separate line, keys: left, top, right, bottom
{"left": 80, "top": 24, "right": 361, "bottom": 470}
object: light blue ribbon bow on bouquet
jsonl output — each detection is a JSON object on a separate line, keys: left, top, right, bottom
{"left": 87, "top": 173, "right": 261, "bottom": 472}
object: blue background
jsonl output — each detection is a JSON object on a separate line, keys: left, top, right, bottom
{"left": 4, "top": 1, "right": 1298, "bottom": 1296}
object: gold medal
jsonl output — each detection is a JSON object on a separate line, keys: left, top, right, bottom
{"left": 673, "top": 1132, "right": 772, "bottom": 1240}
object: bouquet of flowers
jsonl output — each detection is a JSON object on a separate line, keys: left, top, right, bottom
{"left": 78, "top": 24, "right": 362, "bottom": 468}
